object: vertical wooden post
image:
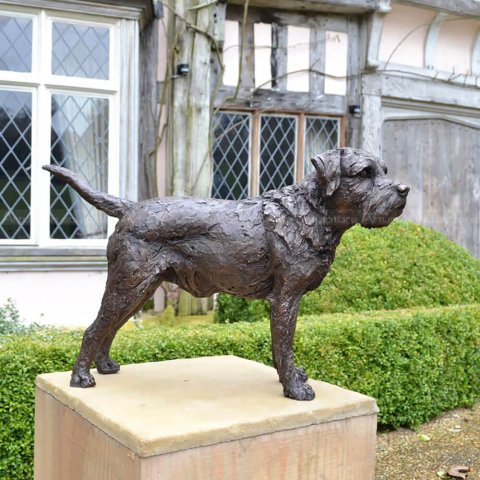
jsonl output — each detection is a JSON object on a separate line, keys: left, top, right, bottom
{"left": 271, "top": 23, "right": 288, "bottom": 91}
{"left": 310, "top": 27, "right": 325, "bottom": 98}
{"left": 138, "top": 18, "right": 160, "bottom": 201}
{"left": 360, "top": 75, "right": 382, "bottom": 157}
{"left": 241, "top": 22, "right": 256, "bottom": 90}
{"left": 169, "top": 0, "right": 213, "bottom": 198}
{"left": 168, "top": 0, "right": 218, "bottom": 315}
{"left": 346, "top": 17, "right": 363, "bottom": 148}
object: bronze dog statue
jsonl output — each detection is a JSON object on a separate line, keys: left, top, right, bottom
{"left": 43, "top": 147, "right": 409, "bottom": 400}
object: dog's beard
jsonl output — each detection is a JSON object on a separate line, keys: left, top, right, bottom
{"left": 360, "top": 189, "right": 407, "bottom": 229}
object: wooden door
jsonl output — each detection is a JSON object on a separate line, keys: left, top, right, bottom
{"left": 382, "top": 118, "right": 480, "bottom": 257}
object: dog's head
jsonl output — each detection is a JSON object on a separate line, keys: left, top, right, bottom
{"left": 311, "top": 147, "right": 409, "bottom": 229}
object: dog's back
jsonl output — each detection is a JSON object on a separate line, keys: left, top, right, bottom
{"left": 109, "top": 196, "right": 273, "bottom": 299}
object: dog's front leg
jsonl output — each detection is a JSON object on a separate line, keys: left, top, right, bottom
{"left": 269, "top": 295, "right": 315, "bottom": 401}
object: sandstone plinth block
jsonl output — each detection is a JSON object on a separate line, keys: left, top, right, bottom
{"left": 35, "top": 355, "right": 378, "bottom": 480}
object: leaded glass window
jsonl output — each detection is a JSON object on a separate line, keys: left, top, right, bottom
{"left": 259, "top": 115, "right": 297, "bottom": 194}
{"left": 50, "top": 95, "right": 109, "bottom": 239}
{"left": 0, "top": 90, "right": 31, "bottom": 239}
{"left": 212, "top": 111, "right": 342, "bottom": 200}
{"left": 304, "top": 117, "right": 340, "bottom": 176}
{"left": 52, "top": 22, "right": 110, "bottom": 80}
{"left": 212, "top": 112, "right": 250, "bottom": 200}
{"left": 0, "top": 15, "right": 32, "bottom": 72}
{"left": 0, "top": 7, "right": 135, "bottom": 247}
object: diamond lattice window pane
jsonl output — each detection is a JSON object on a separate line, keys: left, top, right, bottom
{"left": 0, "top": 90, "right": 32, "bottom": 239}
{"left": 304, "top": 117, "right": 340, "bottom": 176}
{"left": 0, "top": 16, "right": 32, "bottom": 72}
{"left": 212, "top": 112, "right": 251, "bottom": 200}
{"left": 52, "top": 22, "right": 110, "bottom": 79}
{"left": 50, "top": 94, "right": 109, "bottom": 239}
{"left": 259, "top": 115, "right": 296, "bottom": 194}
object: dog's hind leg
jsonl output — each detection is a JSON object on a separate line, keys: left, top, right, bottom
{"left": 70, "top": 262, "right": 163, "bottom": 388}
{"left": 94, "top": 278, "right": 162, "bottom": 375}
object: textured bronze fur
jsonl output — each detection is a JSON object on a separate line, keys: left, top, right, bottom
{"left": 43, "top": 148, "right": 409, "bottom": 401}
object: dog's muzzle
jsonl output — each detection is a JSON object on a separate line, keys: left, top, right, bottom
{"left": 361, "top": 182, "right": 410, "bottom": 228}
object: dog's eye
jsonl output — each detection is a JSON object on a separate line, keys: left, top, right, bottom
{"left": 358, "top": 167, "right": 374, "bottom": 179}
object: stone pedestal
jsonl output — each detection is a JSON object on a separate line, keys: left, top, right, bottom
{"left": 35, "top": 356, "right": 378, "bottom": 480}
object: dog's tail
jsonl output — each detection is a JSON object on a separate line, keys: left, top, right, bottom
{"left": 42, "top": 165, "right": 133, "bottom": 219}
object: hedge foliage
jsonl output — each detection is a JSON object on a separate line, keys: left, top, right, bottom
{"left": 1, "top": 304, "right": 479, "bottom": 479}
{"left": 215, "top": 221, "right": 480, "bottom": 323}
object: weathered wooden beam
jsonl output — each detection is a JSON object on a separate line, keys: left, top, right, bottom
{"left": 271, "top": 23, "right": 288, "bottom": 91}
{"left": 309, "top": 27, "right": 326, "bottom": 97}
{"left": 138, "top": 18, "right": 160, "bottom": 200}
{"left": 346, "top": 16, "right": 363, "bottom": 147}
{"left": 227, "top": 0, "right": 382, "bottom": 14}
{"left": 364, "top": 71, "right": 480, "bottom": 111}
{"left": 240, "top": 22, "right": 256, "bottom": 89}
{"left": 210, "top": 2, "right": 227, "bottom": 92}
{"left": 424, "top": 12, "right": 447, "bottom": 69}
{"left": 169, "top": 0, "right": 213, "bottom": 198}
{"left": 360, "top": 93, "right": 383, "bottom": 156}
{"left": 380, "top": 62, "right": 480, "bottom": 86}
{"left": 359, "top": 72, "right": 382, "bottom": 155}
{"left": 167, "top": 0, "right": 217, "bottom": 315}
{"left": 227, "top": 5, "right": 348, "bottom": 29}
{"left": 365, "top": 1, "right": 391, "bottom": 70}
{"left": 400, "top": 0, "right": 480, "bottom": 17}
{"left": 382, "top": 101, "right": 480, "bottom": 127}
{"left": 211, "top": 1, "right": 227, "bottom": 45}
{"left": 215, "top": 86, "right": 346, "bottom": 113}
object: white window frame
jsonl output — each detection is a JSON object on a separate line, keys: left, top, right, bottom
{"left": 0, "top": 4, "right": 134, "bottom": 248}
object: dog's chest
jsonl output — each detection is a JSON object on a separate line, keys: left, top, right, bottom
{"left": 304, "top": 249, "right": 336, "bottom": 291}
{"left": 281, "top": 246, "right": 336, "bottom": 293}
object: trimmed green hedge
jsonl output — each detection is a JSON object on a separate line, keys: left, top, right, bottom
{"left": 1, "top": 304, "right": 479, "bottom": 479}
{"left": 215, "top": 221, "right": 480, "bottom": 323}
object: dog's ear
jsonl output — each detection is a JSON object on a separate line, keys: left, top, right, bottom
{"left": 311, "top": 149, "right": 342, "bottom": 196}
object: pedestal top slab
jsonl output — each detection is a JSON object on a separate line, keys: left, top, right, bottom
{"left": 36, "top": 355, "right": 378, "bottom": 457}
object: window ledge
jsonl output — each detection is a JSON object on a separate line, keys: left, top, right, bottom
{"left": 0, "top": 247, "right": 107, "bottom": 271}
{"left": 0, "top": 256, "right": 107, "bottom": 272}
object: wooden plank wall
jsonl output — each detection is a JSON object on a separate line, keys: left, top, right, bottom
{"left": 382, "top": 118, "right": 480, "bottom": 257}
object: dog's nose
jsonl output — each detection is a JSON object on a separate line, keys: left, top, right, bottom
{"left": 396, "top": 184, "right": 410, "bottom": 197}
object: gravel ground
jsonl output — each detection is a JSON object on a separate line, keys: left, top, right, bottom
{"left": 376, "top": 403, "right": 479, "bottom": 480}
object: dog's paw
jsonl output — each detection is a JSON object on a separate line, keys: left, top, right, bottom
{"left": 295, "top": 366, "right": 308, "bottom": 383}
{"left": 96, "top": 357, "right": 120, "bottom": 375}
{"left": 70, "top": 371, "right": 96, "bottom": 388}
{"left": 279, "top": 366, "right": 308, "bottom": 383}
{"left": 284, "top": 382, "right": 315, "bottom": 401}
